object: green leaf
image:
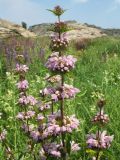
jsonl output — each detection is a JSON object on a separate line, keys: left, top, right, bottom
{"left": 86, "top": 149, "right": 96, "bottom": 156}
{"left": 18, "top": 153, "right": 24, "bottom": 160}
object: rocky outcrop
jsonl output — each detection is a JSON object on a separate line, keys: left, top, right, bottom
{"left": 0, "top": 18, "right": 36, "bottom": 38}
{"left": 66, "top": 22, "right": 106, "bottom": 40}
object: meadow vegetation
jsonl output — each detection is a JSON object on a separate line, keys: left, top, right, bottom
{"left": 0, "top": 13, "right": 120, "bottom": 159}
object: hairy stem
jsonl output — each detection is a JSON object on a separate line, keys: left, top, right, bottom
{"left": 57, "top": 14, "right": 66, "bottom": 160}
{"left": 51, "top": 100, "right": 54, "bottom": 114}
{"left": 96, "top": 106, "right": 102, "bottom": 160}
{"left": 61, "top": 74, "right": 66, "bottom": 160}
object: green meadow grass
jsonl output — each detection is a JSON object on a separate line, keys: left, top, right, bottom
{"left": 0, "top": 36, "right": 120, "bottom": 159}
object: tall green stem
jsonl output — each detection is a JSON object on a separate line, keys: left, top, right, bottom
{"left": 96, "top": 107, "right": 102, "bottom": 160}
{"left": 57, "top": 14, "right": 66, "bottom": 160}
{"left": 96, "top": 151, "right": 100, "bottom": 160}
{"left": 51, "top": 100, "right": 54, "bottom": 114}
{"left": 61, "top": 74, "right": 66, "bottom": 160}
{"left": 58, "top": 16, "right": 61, "bottom": 39}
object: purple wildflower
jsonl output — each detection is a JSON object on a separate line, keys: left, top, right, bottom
{"left": 16, "top": 111, "right": 35, "bottom": 120}
{"left": 63, "top": 115, "right": 80, "bottom": 133}
{"left": 87, "top": 131, "right": 114, "bottom": 149}
{"left": 21, "top": 124, "right": 34, "bottom": 133}
{"left": 51, "top": 36, "right": 68, "bottom": 51}
{"left": 17, "top": 80, "right": 29, "bottom": 90}
{"left": 45, "top": 74, "right": 61, "bottom": 83}
{"left": 30, "top": 130, "right": 41, "bottom": 142}
{"left": 18, "top": 95, "right": 37, "bottom": 106}
{"left": 71, "top": 141, "right": 80, "bottom": 152}
{"left": 43, "top": 143, "right": 61, "bottom": 158}
{"left": 62, "top": 84, "right": 80, "bottom": 99}
{"left": 46, "top": 53, "right": 77, "bottom": 72}
{"left": 40, "top": 87, "right": 56, "bottom": 97}
{"left": 37, "top": 114, "right": 45, "bottom": 122}
{"left": 52, "top": 84, "right": 80, "bottom": 101}
{"left": 40, "top": 84, "right": 79, "bottom": 102}
{"left": 0, "top": 129, "right": 7, "bottom": 141}
{"left": 15, "top": 63, "right": 29, "bottom": 74}
{"left": 39, "top": 102, "right": 51, "bottom": 111}
{"left": 43, "top": 114, "right": 79, "bottom": 137}
{"left": 92, "top": 109, "right": 109, "bottom": 124}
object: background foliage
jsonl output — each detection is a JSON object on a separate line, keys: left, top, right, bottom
{"left": 0, "top": 36, "right": 120, "bottom": 159}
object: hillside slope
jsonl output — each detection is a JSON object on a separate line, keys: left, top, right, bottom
{"left": 29, "top": 21, "right": 106, "bottom": 40}
{"left": 0, "top": 18, "right": 36, "bottom": 38}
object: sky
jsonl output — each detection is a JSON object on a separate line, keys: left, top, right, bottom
{"left": 0, "top": 0, "right": 120, "bottom": 28}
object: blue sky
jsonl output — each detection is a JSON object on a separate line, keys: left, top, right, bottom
{"left": 0, "top": 0, "right": 120, "bottom": 28}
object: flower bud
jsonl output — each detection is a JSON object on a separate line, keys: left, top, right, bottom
{"left": 53, "top": 6, "right": 65, "bottom": 16}
{"left": 16, "top": 54, "right": 25, "bottom": 63}
{"left": 97, "top": 99, "right": 106, "bottom": 108}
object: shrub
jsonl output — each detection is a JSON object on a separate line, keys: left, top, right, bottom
{"left": 74, "top": 38, "right": 90, "bottom": 50}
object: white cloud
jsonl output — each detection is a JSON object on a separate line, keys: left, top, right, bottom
{"left": 73, "top": 0, "right": 88, "bottom": 3}
{"left": 0, "top": 0, "right": 55, "bottom": 26}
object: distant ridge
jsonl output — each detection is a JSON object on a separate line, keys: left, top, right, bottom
{"left": 0, "top": 18, "right": 119, "bottom": 39}
{"left": 84, "top": 23, "right": 120, "bottom": 37}
{"left": 29, "top": 21, "right": 106, "bottom": 40}
{"left": 29, "top": 21, "right": 120, "bottom": 40}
